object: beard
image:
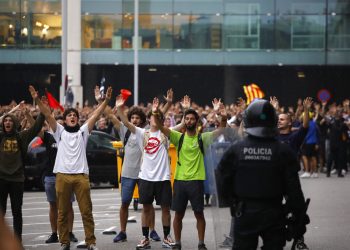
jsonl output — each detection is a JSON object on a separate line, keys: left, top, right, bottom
{"left": 186, "top": 124, "right": 196, "bottom": 131}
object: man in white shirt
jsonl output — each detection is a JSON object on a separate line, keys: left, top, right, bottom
{"left": 29, "top": 85, "right": 113, "bottom": 250}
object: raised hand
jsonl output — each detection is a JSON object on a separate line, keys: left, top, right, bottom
{"left": 105, "top": 86, "right": 112, "bottom": 101}
{"left": 212, "top": 98, "right": 222, "bottom": 114}
{"left": 94, "top": 85, "right": 102, "bottom": 103}
{"left": 164, "top": 88, "right": 173, "bottom": 103}
{"left": 303, "top": 97, "right": 313, "bottom": 109}
{"left": 152, "top": 97, "right": 159, "bottom": 112}
{"left": 115, "top": 94, "right": 125, "bottom": 108}
{"left": 29, "top": 85, "right": 38, "bottom": 100}
{"left": 180, "top": 95, "right": 191, "bottom": 110}
{"left": 270, "top": 96, "right": 279, "bottom": 110}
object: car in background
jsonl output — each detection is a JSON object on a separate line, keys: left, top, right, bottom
{"left": 24, "top": 130, "right": 118, "bottom": 190}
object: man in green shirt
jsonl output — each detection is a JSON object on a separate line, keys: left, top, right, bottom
{"left": 153, "top": 98, "right": 227, "bottom": 250}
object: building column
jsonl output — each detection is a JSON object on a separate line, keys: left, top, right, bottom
{"left": 60, "top": 0, "right": 82, "bottom": 106}
{"left": 224, "top": 66, "right": 242, "bottom": 104}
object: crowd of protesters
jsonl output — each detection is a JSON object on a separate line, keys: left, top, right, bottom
{"left": 0, "top": 86, "right": 349, "bottom": 249}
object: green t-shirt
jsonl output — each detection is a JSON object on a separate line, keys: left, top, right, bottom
{"left": 170, "top": 130, "right": 213, "bottom": 181}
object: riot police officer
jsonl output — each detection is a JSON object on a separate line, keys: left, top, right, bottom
{"left": 216, "top": 99, "right": 308, "bottom": 250}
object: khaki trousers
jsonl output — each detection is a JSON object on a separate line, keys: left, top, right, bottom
{"left": 56, "top": 173, "right": 96, "bottom": 245}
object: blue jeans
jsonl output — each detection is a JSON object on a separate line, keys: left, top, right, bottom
{"left": 120, "top": 177, "right": 138, "bottom": 205}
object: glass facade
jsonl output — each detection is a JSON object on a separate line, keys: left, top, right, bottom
{"left": 0, "top": 0, "right": 349, "bottom": 61}
{"left": 0, "top": 0, "right": 61, "bottom": 48}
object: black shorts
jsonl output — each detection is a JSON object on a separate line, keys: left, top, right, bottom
{"left": 301, "top": 143, "right": 317, "bottom": 157}
{"left": 171, "top": 180, "right": 204, "bottom": 213}
{"left": 138, "top": 179, "right": 172, "bottom": 206}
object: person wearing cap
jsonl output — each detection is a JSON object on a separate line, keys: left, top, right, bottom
{"left": 216, "top": 99, "right": 308, "bottom": 250}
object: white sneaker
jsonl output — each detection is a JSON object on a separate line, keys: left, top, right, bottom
{"left": 310, "top": 173, "right": 318, "bottom": 178}
{"left": 300, "top": 172, "right": 311, "bottom": 178}
{"left": 331, "top": 169, "right": 337, "bottom": 175}
{"left": 342, "top": 169, "right": 347, "bottom": 175}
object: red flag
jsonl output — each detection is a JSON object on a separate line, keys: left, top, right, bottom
{"left": 46, "top": 90, "right": 64, "bottom": 112}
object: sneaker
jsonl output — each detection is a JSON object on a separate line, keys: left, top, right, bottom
{"left": 300, "top": 172, "right": 311, "bottom": 178}
{"left": 171, "top": 244, "right": 181, "bottom": 250}
{"left": 45, "top": 232, "right": 59, "bottom": 243}
{"left": 150, "top": 230, "right": 161, "bottom": 241}
{"left": 219, "top": 235, "right": 233, "bottom": 248}
{"left": 60, "top": 244, "right": 70, "bottom": 250}
{"left": 198, "top": 243, "right": 208, "bottom": 250}
{"left": 87, "top": 244, "right": 99, "bottom": 250}
{"left": 162, "top": 235, "right": 175, "bottom": 248}
{"left": 331, "top": 169, "right": 337, "bottom": 175}
{"left": 136, "top": 237, "right": 151, "bottom": 249}
{"left": 342, "top": 169, "right": 347, "bottom": 175}
{"left": 310, "top": 173, "right": 318, "bottom": 178}
{"left": 69, "top": 232, "right": 78, "bottom": 243}
{"left": 113, "top": 231, "right": 127, "bottom": 243}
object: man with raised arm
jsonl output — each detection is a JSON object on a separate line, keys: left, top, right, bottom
{"left": 115, "top": 93, "right": 174, "bottom": 249}
{"left": 153, "top": 97, "right": 227, "bottom": 250}
{"left": 29, "top": 85, "right": 113, "bottom": 250}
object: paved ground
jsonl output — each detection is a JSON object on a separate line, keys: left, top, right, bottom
{"left": 4, "top": 172, "right": 350, "bottom": 250}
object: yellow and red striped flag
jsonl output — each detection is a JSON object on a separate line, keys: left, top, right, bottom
{"left": 243, "top": 83, "right": 265, "bottom": 104}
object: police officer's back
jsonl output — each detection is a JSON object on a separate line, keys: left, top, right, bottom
{"left": 216, "top": 99, "right": 307, "bottom": 250}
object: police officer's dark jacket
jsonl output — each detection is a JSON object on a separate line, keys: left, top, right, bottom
{"left": 216, "top": 135, "right": 306, "bottom": 215}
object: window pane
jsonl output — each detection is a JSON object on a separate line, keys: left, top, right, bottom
{"left": 0, "top": 13, "right": 19, "bottom": 48}
{"left": 277, "top": 0, "right": 325, "bottom": 15}
{"left": 0, "top": 0, "right": 20, "bottom": 12}
{"left": 224, "top": 1, "right": 274, "bottom": 15}
{"left": 328, "top": 0, "right": 350, "bottom": 14}
{"left": 328, "top": 14, "right": 350, "bottom": 49}
{"left": 174, "top": 14, "right": 222, "bottom": 49}
{"left": 23, "top": 0, "right": 61, "bottom": 14}
{"left": 30, "top": 14, "right": 61, "bottom": 48}
{"left": 223, "top": 15, "right": 260, "bottom": 49}
{"left": 121, "top": 14, "right": 173, "bottom": 49}
{"left": 291, "top": 15, "right": 325, "bottom": 49}
{"left": 82, "top": 14, "right": 122, "bottom": 49}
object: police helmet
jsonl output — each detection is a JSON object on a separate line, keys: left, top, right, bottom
{"left": 243, "top": 99, "right": 278, "bottom": 138}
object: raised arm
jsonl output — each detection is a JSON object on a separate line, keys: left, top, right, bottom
{"left": 153, "top": 97, "right": 171, "bottom": 137}
{"left": 86, "top": 86, "right": 112, "bottom": 132}
{"left": 160, "top": 88, "right": 173, "bottom": 114}
{"left": 302, "top": 97, "right": 312, "bottom": 129}
{"left": 212, "top": 101, "right": 228, "bottom": 138}
{"left": 29, "top": 85, "right": 57, "bottom": 132}
{"left": 115, "top": 94, "right": 136, "bottom": 133}
{"left": 104, "top": 105, "right": 121, "bottom": 130}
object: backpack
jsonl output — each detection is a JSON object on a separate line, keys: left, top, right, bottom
{"left": 177, "top": 133, "right": 204, "bottom": 166}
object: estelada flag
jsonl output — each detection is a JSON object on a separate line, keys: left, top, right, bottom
{"left": 45, "top": 90, "right": 64, "bottom": 112}
{"left": 243, "top": 83, "right": 265, "bottom": 104}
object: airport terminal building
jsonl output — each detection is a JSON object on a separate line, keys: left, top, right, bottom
{"left": 0, "top": 0, "right": 349, "bottom": 106}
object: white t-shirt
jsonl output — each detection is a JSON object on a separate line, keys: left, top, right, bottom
{"left": 53, "top": 123, "right": 90, "bottom": 174}
{"left": 135, "top": 127, "right": 170, "bottom": 181}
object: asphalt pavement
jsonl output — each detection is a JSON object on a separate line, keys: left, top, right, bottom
{"left": 4, "top": 173, "right": 350, "bottom": 250}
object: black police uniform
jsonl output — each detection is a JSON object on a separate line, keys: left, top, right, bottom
{"left": 216, "top": 99, "right": 307, "bottom": 250}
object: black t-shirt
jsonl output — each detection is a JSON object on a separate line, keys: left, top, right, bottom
{"left": 43, "top": 131, "right": 58, "bottom": 176}
{"left": 278, "top": 126, "right": 308, "bottom": 155}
